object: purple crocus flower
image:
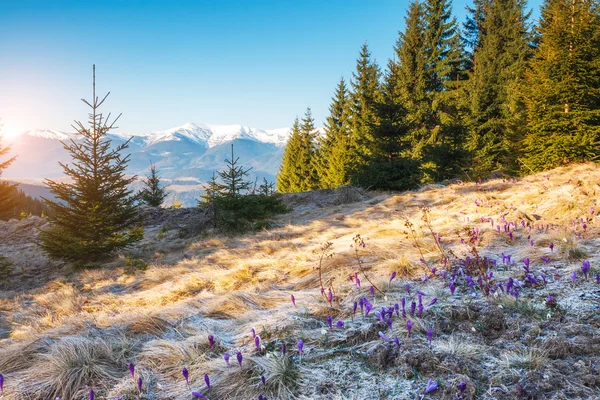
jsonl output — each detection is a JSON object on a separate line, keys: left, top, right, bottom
{"left": 417, "top": 303, "right": 423, "bottom": 317}
{"left": 386, "top": 318, "right": 393, "bottom": 330}
{"left": 224, "top": 352, "right": 231, "bottom": 367}
{"left": 327, "top": 289, "right": 333, "bottom": 305}
{"left": 208, "top": 335, "right": 215, "bottom": 351}
{"left": 182, "top": 367, "right": 189, "bottom": 385}
{"left": 406, "top": 320, "right": 413, "bottom": 337}
{"left": 261, "top": 375, "right": 266, "bottom": 385}
{"left": 428, "top": 298, "right": 437, "bottom": 307}
{"left": 378, "top": 331, "right": 390, "bottom": 341}
{"left": 192, "top": 392, "right": 207, "bottom": 399}
{"left": 523, "top": 258, "right": 530, "bottom": 271}
{"left": 204, "top": 373, "right": 210, "bottom": 390}
{"left": 424, "top": 379, "right": 438, "bottom": 394}
{"left": 449, "top": 282, "right": 456, "bottom": 295}
{"left": 128, "top": 362, "right": 135, "bottom": 378}
{"left": 355, "top": 273, "right": 361, "bottom": 288}
{"left": 410, "top": 301, "right": 416, "bottom": 316}
{"left": 327, "top": 315, "right": 333, "bottom": 329}
{"left": 426, "top": 329, "right": 433, "bottom": 344}
{"left": 581, "top": 260, "right": 591, "bottom": 279}
{"left": 405, "top": 283, "right": 411, "bottom": 296}
{"left": 389, "top": 271, "right": 397, "bottom": 283}
{"left": 282, "top": 343, "right": 287, "bottom": 355}
{"left": 369, "top": 286, "right": 375, "bottom": 297}
{"left": 458, "top": 381, "right": 467, "bottom": 394}
{"left": 365, "top": 301, "right": 373, "bottom": 316}
{"left": 549, "top": 243, "right": 554, "bottom": 252}
{"left": 571, "top": 271, "right": 577, "bottom": 284}
{"left": 541, "top": 256, "right": 550, "bottom": 264}
{"left": 297, "top": 340, "right": 304, "bottom": 357}
{"left": 237, "top": 351, "right": 243, "bottom": 368}
{"left": 137, "top": 377, "right": 142, "bottom": 393}
{"left": 0, "top": 373, "right": 3, "bottom": 394}
{"left": 251, "top": 328, "right": 256, "bottom": 338}
{"left": 596, "top": 273, "right": 600, "bottom": 284}
{"left": 291, "top": 294, "right": 296, "bottom": 307}
{"left": 353, "top": 301, "right": 358, "bottom": 318}
{"left": 255, "top": 335, "right": 261, "bottom": 350}
{"left": 394, "top": 336, "right": 401, "bottom": 347}
{"left": 336, "top": 320, "right": 344, "bottom": 329}
{"left": 89, "top": 389, "right": 94, "bottom": 400}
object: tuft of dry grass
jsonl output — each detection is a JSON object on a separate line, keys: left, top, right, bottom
{"left": 13, "top": 336, "right": 126, "bottom": 400}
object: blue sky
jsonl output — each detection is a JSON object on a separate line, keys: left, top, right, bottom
{"left": 0, "top": 0, "right": 541, "bottom": 135}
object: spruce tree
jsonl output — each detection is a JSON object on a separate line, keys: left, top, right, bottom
{"left": 523, "top": 0, "right": 600, "bottom": 170}
{"left": 217, "top": 143, "right": 252, "bottom": 197}
{"left": 276, "top": 117, "right": 303, "bottom": 193}
{"left": 40, "top": 66, "right": 142, "bottom": 263}
{"left": 316, "top": 78, "right": 351, "bottom": 188}
{"left": 392, "top": 0, "right": 428, "bottom": 160}
{"left": 466, "top": 0, "right": 533, "bottom": 176}
{"left": 0, "top": 126, "right": 17, "bottom": 220}
{"left": 348, "top": 43, "right": 382, "bottom": 185}
{"left": 299, "top": 107, "right": 319, "bottom": 190}
{"left": 361, "top": 58, "right": 422, "bottom": 189}
{"left": 139, "top": 162, "right": 167, "bottom": 207}
{"left": 420, "top": 0, "right": 469, "bottom": 181}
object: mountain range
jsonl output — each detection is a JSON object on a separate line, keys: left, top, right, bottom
{"left": 4, "top": 123, "right": 310, "bottom": 206}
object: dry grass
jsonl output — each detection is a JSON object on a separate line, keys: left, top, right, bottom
{"left": 1, "top": 163, "right": 599, "bottom": 399}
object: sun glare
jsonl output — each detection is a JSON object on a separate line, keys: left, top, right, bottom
{"left": 1, "top": 120, "right": 20, "bottom": 139}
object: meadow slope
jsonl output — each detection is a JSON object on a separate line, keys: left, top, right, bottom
{"left": 1, "top": 163, "right": 599, "bottom": 400}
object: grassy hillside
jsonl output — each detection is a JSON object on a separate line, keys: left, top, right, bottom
{"left": 0, "top": 163, "right": 599, "bottom": 399}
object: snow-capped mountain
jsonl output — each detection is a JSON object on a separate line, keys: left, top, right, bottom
{"left": 4, "top": 122, "right": 302, "bottom": 206}
{"left": 109, "top": 122, "right": 292, "bottom": 149}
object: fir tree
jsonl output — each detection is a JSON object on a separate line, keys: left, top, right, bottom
{"left": 348, "top": 43, "right": 382, "bottom": 184}
{"left": 40, "top": 66, "right": 142, "bottom": 263}
{"left": 316, "top": 77, "right": 351, "bottom": 188}
{"left": 276, "top": 117, "right": 303, "bottom": 193}
{"left": 466, "top": 0, "right": 533, "bottom": 176}
{"left": 139, "top": 162, "right": 167, "bottom": 207}
{"left": 0, "top": 126, "right": 17, "bottom": 220}
{"left": 523, "top": 0, "right": 600, "bottom": 170}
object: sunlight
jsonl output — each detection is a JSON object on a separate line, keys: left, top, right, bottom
{"left": 1, "top": 120, "right": 20, "bottom": 139}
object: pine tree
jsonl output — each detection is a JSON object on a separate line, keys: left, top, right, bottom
{"left": 466, "top": 0, "right": 533, "bottom": 176}
{"left": 276, "top": 117, "right": 303, "bottom": 193}
{"left": 0, "top": 126, "right": 17, "bottom": 220}
{"left": 348, "top": 43, "right": 382, "bottom": 185}
{"left": 523, "top": 0, "right": 600, "bottom": 170}
{"left": 316, "top": 77, "right": 351, "bottom": 188}
{"left": 40, "top": 66, "right": 142, "bottom": 263}
{"left": 139, "top": 162, "right": 167, "bottom": 207}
